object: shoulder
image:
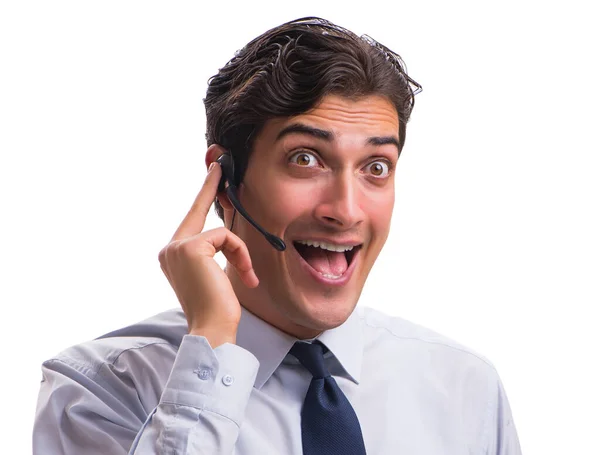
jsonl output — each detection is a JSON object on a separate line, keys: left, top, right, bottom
{"left": 35, "top": 309, "right": 190, "bottom": 438}
{"left": 356, "top": 306, "right": 498, "bottom": 378}
{"left": 354, "top": 310, "right": 517, "bottom": 452}
{"left": 44, "top": 308, "right": 188, "bottom": 378}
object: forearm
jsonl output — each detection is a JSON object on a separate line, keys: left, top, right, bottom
{"left": 129, "top": 336, "right": 258, "bottom": 454}
{"left": 34, "top": 336, "right": 259, "bottom": 455}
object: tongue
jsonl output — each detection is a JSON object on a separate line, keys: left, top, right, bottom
{"left": 301, "top": 246, "right": 348, "bottom": 276}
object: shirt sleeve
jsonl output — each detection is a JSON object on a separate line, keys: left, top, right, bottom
{"left": 33, "top": 335, "right": 259, "bottom": 455}
{"left": 482, "top": 374, "right": 522, "bottom": 455}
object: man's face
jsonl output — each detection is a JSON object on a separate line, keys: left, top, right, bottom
{"left": 224, "top": 94, "right": 400, "bottom": 339}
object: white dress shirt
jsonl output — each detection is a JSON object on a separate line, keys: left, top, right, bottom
{"left": 33, "top": 305, "right": 521, "bottom": 454}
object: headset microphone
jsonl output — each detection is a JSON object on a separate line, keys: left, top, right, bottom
{"left": 216, "top": 154, "right": 286, "bottom": 251}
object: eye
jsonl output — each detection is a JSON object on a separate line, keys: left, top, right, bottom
{"left": 364, "top": 160, "right": 390, "bottom": 177}
{"left": 289, "top": 151, "right": 319, "bottom": 167}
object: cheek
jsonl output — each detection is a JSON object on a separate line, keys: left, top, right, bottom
{"left": 243, "top": 175, "right": 312, "bottom": 227}
{"left": 262, "top": 178, "right": 315, "bottom": 217}
{"left": 365, "top": 189, "right": 394, "bottom": 238}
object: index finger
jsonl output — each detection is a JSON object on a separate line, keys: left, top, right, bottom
{"left": 171, "top": 162, "right": 222, "bottom": 241}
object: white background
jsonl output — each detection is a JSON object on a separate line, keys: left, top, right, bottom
{"left": 1, "top": 1, "right": 598, "bottom": 453}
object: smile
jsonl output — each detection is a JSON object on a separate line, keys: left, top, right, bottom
{"left": 292, "top": 239, "right": 361, "bottom": 284}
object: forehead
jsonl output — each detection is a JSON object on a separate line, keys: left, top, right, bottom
{"left": 293, "top": 95, "right": 399, "bottom": 133}
{"left": 260, "top": 94, "right": 400, "bottom": 141}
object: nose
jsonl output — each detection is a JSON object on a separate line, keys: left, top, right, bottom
{"left": 313, "top": 170, "right": 366, "bottom": 229}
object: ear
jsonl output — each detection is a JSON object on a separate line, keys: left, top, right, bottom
{"left": 205, "top": 143, "right": 227, "bottom": 170}
{"left": 205, "top": 144, "right": 234, "bottom": 211}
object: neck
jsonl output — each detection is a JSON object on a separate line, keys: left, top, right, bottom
{"left": 226, "top": 263, "right": 323, "bottom": 340}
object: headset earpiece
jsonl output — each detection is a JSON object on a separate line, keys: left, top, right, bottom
{"left": 216, "top": 153, "right": 235, "bottom": 193}
{"left": 213, "top": 152, "right": 286, "bottom": 251}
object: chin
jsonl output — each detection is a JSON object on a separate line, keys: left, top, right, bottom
{"left": 281, "top": 290, "right": 360, "bottom": 336}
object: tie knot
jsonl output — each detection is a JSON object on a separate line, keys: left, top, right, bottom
{"left": 289, "top": 341, "right": 329, "bottom": 379}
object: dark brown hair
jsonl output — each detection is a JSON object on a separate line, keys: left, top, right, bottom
{"left": 204, "top": 17, "right": 421, "bottom": 220}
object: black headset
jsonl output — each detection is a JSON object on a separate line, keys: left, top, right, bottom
{"left": 216, "top": 154, "right": 286, "bottom": 251}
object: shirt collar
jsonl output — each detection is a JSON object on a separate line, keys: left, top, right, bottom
{"left": 317, "top": 307, "right": 363, "bottom": 385}
{"left": 236, "top": 305, "right": 363, "bottom": 389}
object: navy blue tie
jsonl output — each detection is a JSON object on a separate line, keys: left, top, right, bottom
{"left": 290, "top": 341, "right": 367, "bottom": 455}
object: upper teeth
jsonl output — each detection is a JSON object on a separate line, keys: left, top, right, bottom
{"left": 296, "top": 240, "right": 355, "bottom": 252}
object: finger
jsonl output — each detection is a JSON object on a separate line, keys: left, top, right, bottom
{"left": 158, "top": 245, "right": 189, "bottom": 310}
{"left": 202, "top": 228, "right": 260, "bottom": 288}
{"left": 158, "top": 246, "right": 174, "bottom": 286}
{"left": 171, "top": 162, "right": 222, "bottom": 242}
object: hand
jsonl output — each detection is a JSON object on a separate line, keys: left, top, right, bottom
{"left": 158, "top": 162, "right": 259, "bottom": 348}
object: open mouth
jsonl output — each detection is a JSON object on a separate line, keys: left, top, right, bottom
{"left": 293, "top": 240, "right": 361, "bottom": 280}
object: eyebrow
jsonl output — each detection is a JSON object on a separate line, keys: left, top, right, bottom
{"left": 366, "top": 135, "right": 401, "bottom": 151}
{"left": 276, "top": 122, "right": 400, "bottom": 153}
{"left": 276, "top": 123, "right": 332, "bottom": 141}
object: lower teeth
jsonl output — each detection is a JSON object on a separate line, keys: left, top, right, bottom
{"left": 320, "top": 272, "right": 342, "bottom": 279}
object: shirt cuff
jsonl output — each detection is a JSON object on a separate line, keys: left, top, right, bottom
{"left": 160, "top": 334, "right": 259, "bottom": 427}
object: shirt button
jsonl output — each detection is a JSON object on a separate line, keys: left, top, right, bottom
{"left": 196, "top": 368, "right": 212, "bottom": 380}
{"left": 222, "top": 374, "right": 234, "bottom": 386}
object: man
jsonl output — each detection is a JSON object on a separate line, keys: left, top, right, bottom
{"left": 33, "top": 17, "right": 521, "bottom": 454}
